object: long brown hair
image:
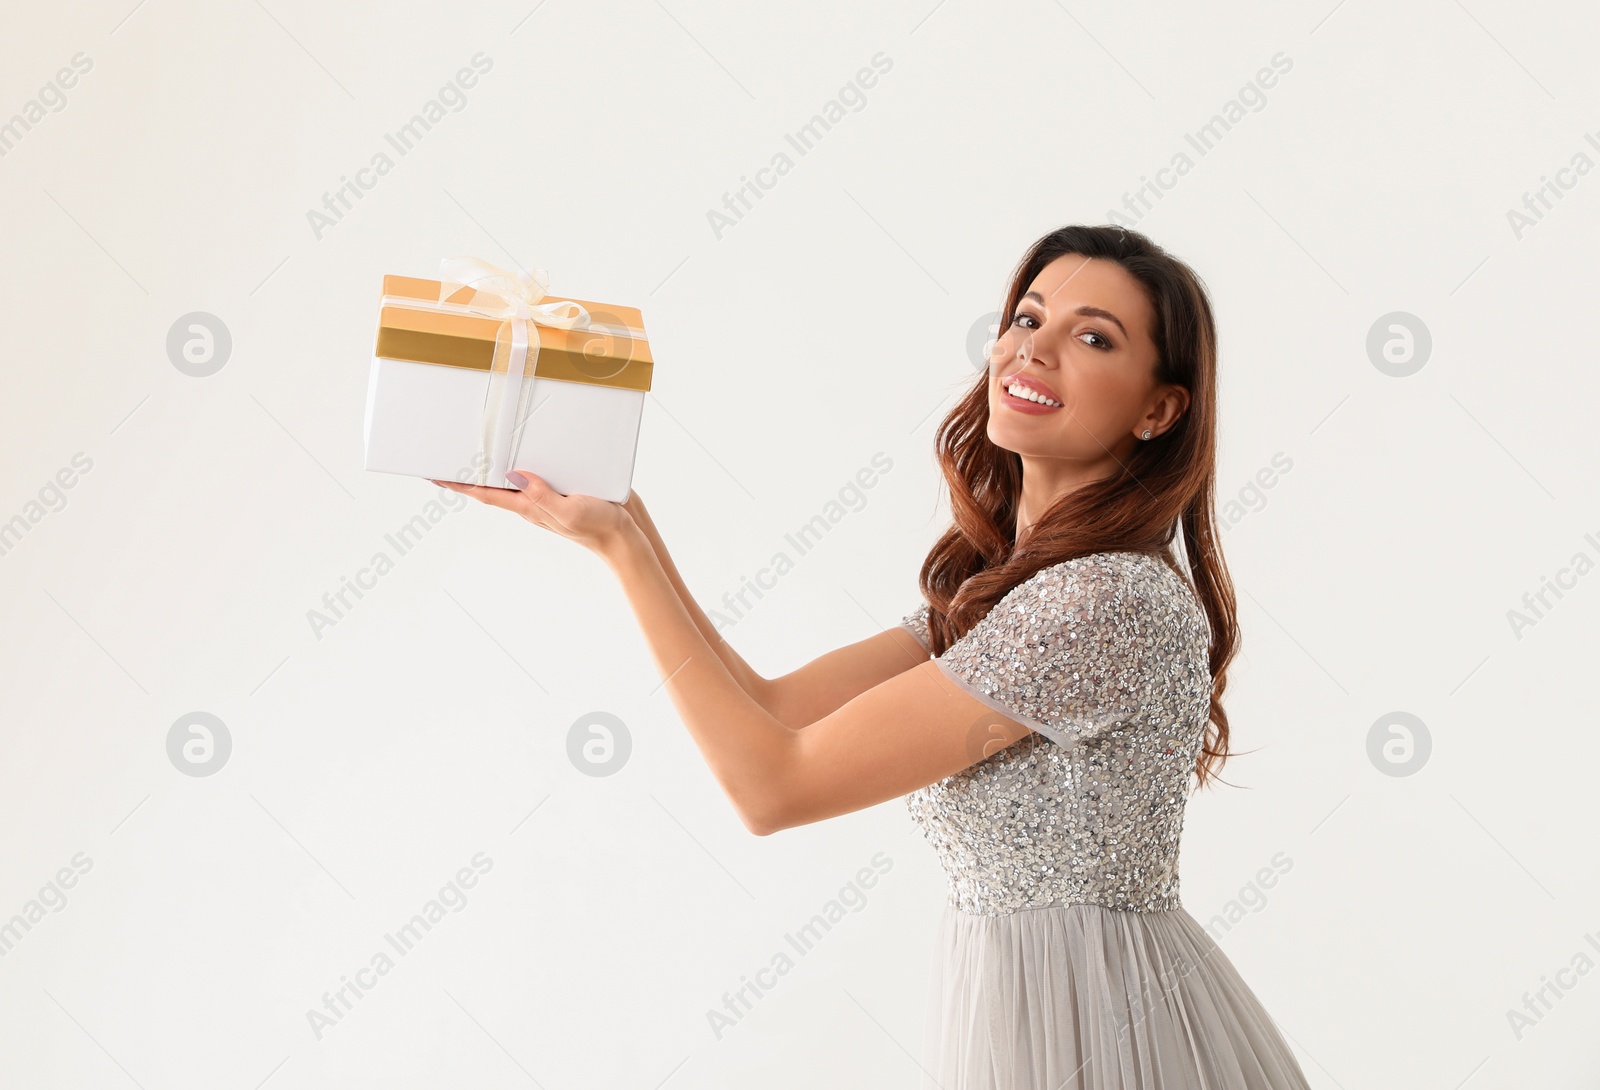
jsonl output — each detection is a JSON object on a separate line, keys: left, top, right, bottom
{"left": 919, "top": 224, "right": 1238, "bottom": 786}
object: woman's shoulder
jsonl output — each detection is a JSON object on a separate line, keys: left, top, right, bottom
{"left": 1001, "top": 548, "right": 1187, "bottom": 600}
{"left": 993, "top": 550, "right": 1209, "bottom": 645}
{"left": 939, "top": 549, "right": 1214, "bottom": 742}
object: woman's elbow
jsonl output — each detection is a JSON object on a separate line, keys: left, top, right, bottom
{"left": 735, "top": 730, "right": 807, "bottom": 836}
{"left": 742, "top": 788, "right": 830, "bottom": 836}
{"left": 739, "top": 797, "right": 788, "bottom": 837}
{"left": 743, "top": 814, "right": 778, "bottom": 837}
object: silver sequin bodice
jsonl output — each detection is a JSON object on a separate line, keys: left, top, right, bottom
{"left": 899, "top": 551, "right": 1214, "bottom": 917}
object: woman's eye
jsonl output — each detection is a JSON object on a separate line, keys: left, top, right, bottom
{"left": 1079, "top": 330, "right": 1112, "bottom": 350}
{"left": 1011, "top": 312, "right": 1039, "bottom": 330}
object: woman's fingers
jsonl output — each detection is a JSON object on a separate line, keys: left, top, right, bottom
{"left": 518, "top": 479, "right": 593, "bottom": 538}
{"left": 432, "top": 472, "right": 626, "bottom": 555}
{"left": 434, "top": 474, "right": 572, "bottom": 534}
{"left": 434, "top": 479, "right": 513, "bottom": 508}
{"left": 503, "top": 471, "right": 570, "bottom": 522}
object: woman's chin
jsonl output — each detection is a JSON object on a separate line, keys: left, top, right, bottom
{"left": 988, "top": 417, "right": 1055, "bottom": 454}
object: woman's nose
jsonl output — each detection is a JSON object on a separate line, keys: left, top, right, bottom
{"left": 1012, "top": 331, "right": 1049, "bottom": 367}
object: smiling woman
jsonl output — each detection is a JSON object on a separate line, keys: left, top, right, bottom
{"left": 438, "top": 224, "right": 1311, "bottom": 1089}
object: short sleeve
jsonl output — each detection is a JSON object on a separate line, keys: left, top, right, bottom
{"left": 897, "top": 603, "right": 932, "bottom": 656}
{"left": 933, "top": 553, "right": 1211, "bottom": 748}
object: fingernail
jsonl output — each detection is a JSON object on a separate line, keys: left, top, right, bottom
{"left": 504, "top": 471, "right": 528, "bottom": 488}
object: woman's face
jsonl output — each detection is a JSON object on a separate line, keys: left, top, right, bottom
{"left": 986, "top": 254, "right": 1184, "bottom": 465}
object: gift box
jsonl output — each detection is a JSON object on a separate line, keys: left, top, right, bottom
{"left": 363, "top": 257, "right": 653, "bottom": 503}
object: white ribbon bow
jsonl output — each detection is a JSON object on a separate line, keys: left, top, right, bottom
{"left": 435, "top": 256, "right": 589, "bottom": 488}
{"left": 436, "top": 256, "right": 591, "bottom": 331}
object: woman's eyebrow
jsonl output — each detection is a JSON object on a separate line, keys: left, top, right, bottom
{"left": 1075, "top": 305, "right": 1127, "bottom": 338}
{"left": 1021, "top": 292, "right": 1129, "bottom": 339}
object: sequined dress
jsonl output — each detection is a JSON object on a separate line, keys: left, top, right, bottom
{"left": 897, "top": 551, "right": 1310, "bottom": 1089}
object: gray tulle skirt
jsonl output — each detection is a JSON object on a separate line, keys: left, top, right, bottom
{"left": 920, "top": 902, "right": 1311, "bottom": 1089}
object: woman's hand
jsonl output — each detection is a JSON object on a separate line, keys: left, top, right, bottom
{"left": 432, "top": 471, "right": 645, "bottom": 563}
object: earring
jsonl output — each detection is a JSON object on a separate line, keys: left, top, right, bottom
{"left": 1141, "top": 429, "right": 1153, "bottom": 439}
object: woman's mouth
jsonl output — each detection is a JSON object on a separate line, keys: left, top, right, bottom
{"left": 999, "top": 374, "right": 1064, "bottom": 414}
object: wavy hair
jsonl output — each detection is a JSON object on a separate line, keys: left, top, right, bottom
{"left": 919, "top": 224, "right": 1238, "bottom": 786}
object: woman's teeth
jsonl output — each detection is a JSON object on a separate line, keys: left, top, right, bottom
{"left": 1005, "top": 382, "right": 1061, "bottom": 407}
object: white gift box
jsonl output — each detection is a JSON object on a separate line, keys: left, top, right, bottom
{"left": 363, "top": 264, "right": 653, "bottom": 504}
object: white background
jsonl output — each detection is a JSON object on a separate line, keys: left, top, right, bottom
{"left": 2, "top": 1, "right": 1597, "bottom": 1087}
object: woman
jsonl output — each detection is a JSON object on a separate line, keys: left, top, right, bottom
{"left": 437, "top": 224, "right": 1312, "bottom": 1088}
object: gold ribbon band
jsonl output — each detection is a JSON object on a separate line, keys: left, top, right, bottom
{"left": 375, "top": 276, "right": 653, "bottom": 393}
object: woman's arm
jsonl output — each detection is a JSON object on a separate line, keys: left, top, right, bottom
{"left": 435, "top": 473, "right": 1023, "bottom": 835}
{"left": 623, "top": 492, "right": 928, "bottom": 729}
{"left": 600, "top": 519, "right": 1030, "bottom": 834}
{"left": 621, "top": 492, "right": 769, "bottom": 697}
